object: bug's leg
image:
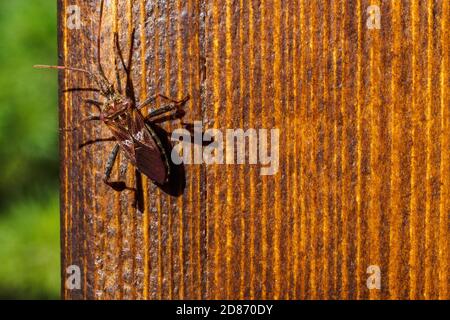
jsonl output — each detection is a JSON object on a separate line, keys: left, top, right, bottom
{"left": 60, "top": 115, "right": 100, "bottom": 132}
{"left": 78, "top": 136, "right": 116, "bottom": 149}
{"left": 114, "top": 26, "right": 136, "bottom": 100}
{"left": 88, "top": 0, "right": 115, "bottom": 96}
{"left": 114, "top": 56, "right": 123, "bottom": 94}
{"left": 136, "top": 95, "right": 157, "bottom": 109}
{"left": 144, "top": 104, "right": 184, "bottom": 121}
{"left": 103, "top": 144, "right": 119, "bottom": 184}
{"left": 137, "top": 93, "right": 190, "bottom": 110}
{"left": 84, "top": 99, "right": 103, "bottom": 113}
{"left": 103, "top": 144, "right": 132, "bottom": 192}
{"left": 63, "top": 87, "right": 101, "bottom": 94}
{"left": 34, "top": 65, "right": 109, "bottom": 96}
{"left": 61, "top": 99, "right": 102, "bottom": 132}
{"left": 97, "top": 0, "right": 107, "bottom": 82}
{"left": 143, "top": 95, "right": 190, "bottom": 123}
{"left": 158, "top": 94, "right": 190, "bottom": 105}
{"left": 115, "top": 32, "right": 128, "bottom": 74}
{"left": 113, "top": 32, "right": 123, "bottom": 94}
{"left": 125, "top": 28, "right": 136, "bottom": 101}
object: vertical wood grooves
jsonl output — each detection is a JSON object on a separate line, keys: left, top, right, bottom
{"left": 368, "top": 0, "right": 381, "bottom": 300}
{"left": 291, "top": 0, "right": 300, "bottom": 299}
{"left": 80, "top": 3, "right": 88, "bottom": 299}
{"left": 247, "top": 0, "right": 256, "bottom": 299}
{"left": 139, "top": 0, "right": 149, "bottom": 300}
{"left": 284, "top": 0, "right": 293, "bottom": 300}
{"left": 355, "top": 0, "right": 363, "bottom": 300}
{"left": 299, "top": 0, "right": 308, "bottom": 298}
{"left": 59, "top": 0, "right": 68, "bottom": 299}
{"left": 273, "top": 0, "right": 282, "bottom": 299}
{"left": 330, "top": 0, "right": 339, "bottom": 299}
{"left": 308, "top": 0, "right": 318, "bottom": 299}
{"left": 60, "top": 0, "right": 448, "bottom": 300}
{"left": 439, "top": 0, "right": 448, "bottom": 300}
{"left": 224, "top": 0, "right": 232, "bottom": 298}
{"left": 86, "top": 6, "right": 95, "bottom": 300}
{"left": 259, "top": 0, "right": 268, "bottom": 299}
{"left": 238, "top": 0, "right": 245, "bottom": 299}
{"left": 153, "top": 0, "right": 163, "bottom": 299}
{"left": 339, "top": 0, "right": 348, "bottom": 298}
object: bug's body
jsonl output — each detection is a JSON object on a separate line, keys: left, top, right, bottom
{"left": 102, "top": 97, "right": 171, "bottom": 184}
{"left": 35, "top": 0, "right": 188, "bottom": 190}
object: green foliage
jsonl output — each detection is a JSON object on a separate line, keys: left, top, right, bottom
{"left": 0, "top": 194, "right": 60, "bottom": 299}
{"left": 0, "top": 0, "right": 58, "bottom": 202}
{"left": 0, "top": 0, "right": 59, "bottom": 299}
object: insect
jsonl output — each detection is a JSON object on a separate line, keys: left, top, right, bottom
{"left": 35, "top": 0, "right": 189, "bottom": 191}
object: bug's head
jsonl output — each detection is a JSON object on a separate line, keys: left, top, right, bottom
{"left": 102, "top": 95, "right": 133, "bottom": 119}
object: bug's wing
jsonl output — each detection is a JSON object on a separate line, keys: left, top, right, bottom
{"left": 131, "top": 111, "right": 168, "bottom": 184}
{"left": 107, "top": 123, "right": 137, "bottom": 165}
{"left": 134, "top": 137, "right": 167, "bottom": 184}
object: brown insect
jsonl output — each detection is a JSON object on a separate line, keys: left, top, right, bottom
{"left": 35, "top": 0, "right": 189, "bottom": 191}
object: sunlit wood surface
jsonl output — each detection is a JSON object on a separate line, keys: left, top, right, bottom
{"left": 60, "top": 0, "right": 448, "bottom": 299}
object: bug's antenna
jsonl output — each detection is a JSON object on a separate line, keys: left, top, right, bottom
{"left": 113, "top": 33, "right": 124, "bottom": 94}
{"left": 127, "top": 29, "right": 135, "bottom": 77}
{"left": 97, "top": 0, "right": 107, "bottom": 82}
{"left": 115, "top": 33, "right": 128, "bottom": 73}
{"left": 34, "top": 65, "right": 106, "bottom": 96}
{"left": 125, "top": 28, "right": 136, "bottom": 101}
{"left": 34, "top": 65, "right": 92, "bottom": 75}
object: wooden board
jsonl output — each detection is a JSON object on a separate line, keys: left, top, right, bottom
{"left": 59, "top": 0, "right": 448, "bottom": 299}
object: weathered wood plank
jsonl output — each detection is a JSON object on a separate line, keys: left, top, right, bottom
{"left": 60, "top": 0, "right": 448, "bottom": 299}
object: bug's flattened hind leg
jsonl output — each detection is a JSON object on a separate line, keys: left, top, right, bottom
{"left": 102, "top": 144, "right": 133, "bottom": 192}
{"left": 137, "top": 93, "right": 190, "bottom": 110}
{"left": 144, "top": 104, "right": 185, "bottom": 122}
{"left": 158, "top": 94, "right": 190, "bottom": 105}
{"left": 136, "top": 95, "right": 157, "bottom": 110}
{"left": 133, "top": 170, "right": 144, "bottom": 210}
{"left": 145, "top": 104, "right": 176, "bottom": 120}
{"left": 103, "top": 144, "right": 119, "bottom": 183}
{"left": 143, "top": 95, "right": 190, "bottom": 123}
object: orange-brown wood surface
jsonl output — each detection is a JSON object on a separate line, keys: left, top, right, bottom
{"left": 60, "top": 0, "right": 448, "bottom": 299}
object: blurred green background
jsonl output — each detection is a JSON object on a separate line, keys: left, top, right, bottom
{"left": 0, "top": 1, "right": 59, "bottom": 299}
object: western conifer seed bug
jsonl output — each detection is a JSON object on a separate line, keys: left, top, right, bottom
{"left": 35, "top": 0, "right": 190, "bottom": 191}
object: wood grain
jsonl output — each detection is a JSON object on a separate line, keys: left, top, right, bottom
{"left": 59, "top": 0, "right": 448, "bottom": 299}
